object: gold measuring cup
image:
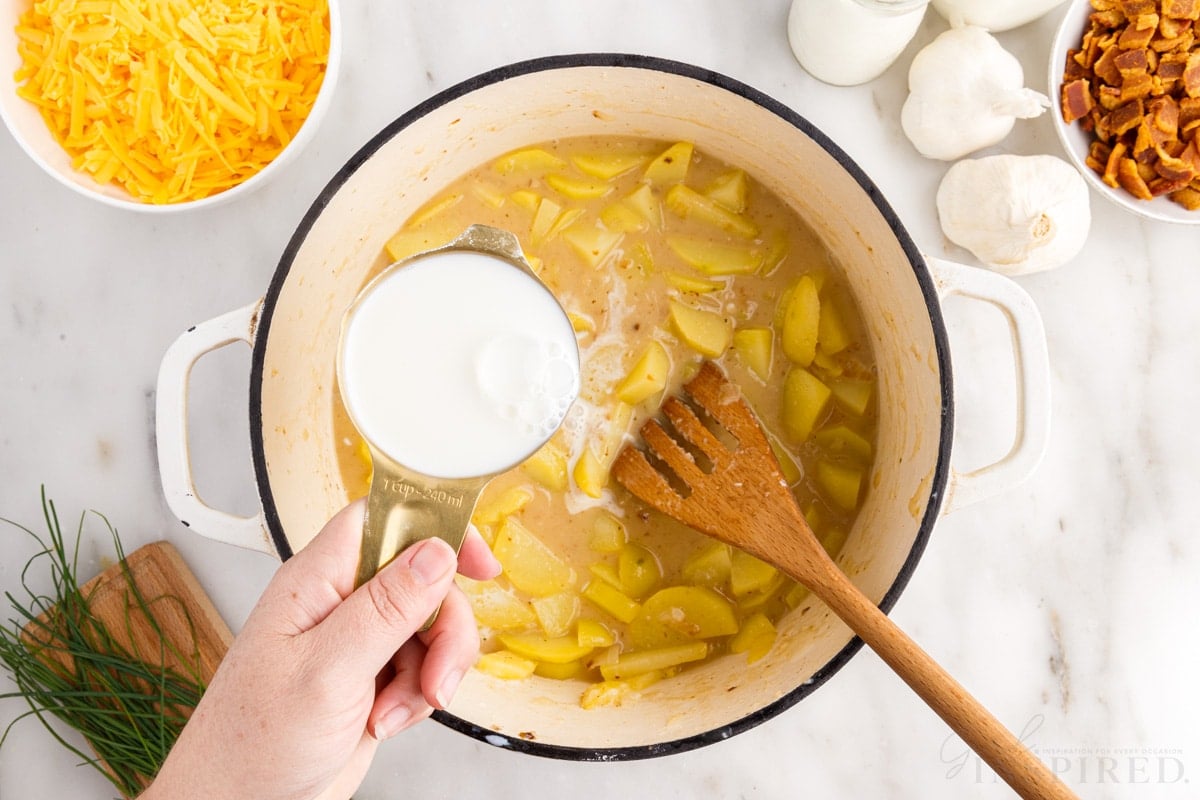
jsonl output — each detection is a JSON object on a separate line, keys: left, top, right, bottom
{"left": 336, "top": 225, "right": 579, "bottom": 598}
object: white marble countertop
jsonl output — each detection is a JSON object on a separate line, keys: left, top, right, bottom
{"left": 2, "top": 1, "right": 1197, "bottom": 797}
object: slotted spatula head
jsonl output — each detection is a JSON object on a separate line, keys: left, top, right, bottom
{"left": 611, "top": 361, "right": 821, "bottom": 577}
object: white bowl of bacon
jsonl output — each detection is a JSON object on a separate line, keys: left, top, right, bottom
{"left": 0, "top": 0, "right": 340, "bottom": 212}
{"left": 1050, "top": 0, "right": 1200, "bottom": 225}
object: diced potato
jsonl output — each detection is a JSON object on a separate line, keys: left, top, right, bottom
{"left": 666, "top": 272, "right": 724, "bottom": 294}
{"left": 535, "top": 659, "right": 586, "bottom": 680}
{"left": 493, "top": 148, "right": 565, "bottom": 175}
{"left": 600, "top": 202, "right": 649, "bottom": 233}
{"left": 581, "top": 580, "right": 641, "bottom": 624}
{"left": 704, "top": 169, "right": 748, "bottom": 213}
{"left": 470, "top": 181, "right": 507, "bottom": 209}
{"left": 456, "top": 577, "right": 537, "bottom": 631}
{"left": 680, "top": 541, "right": 732, "bottom": 587}
{"left": 546, "top": 208, "right": 586, "bottom": 241}
{"left": 666, "top": 235, "right": 762, "bottom": 275}
{"left": 407, "top": 193, "right": 464, "bottom": 227}
{"left": 785, "top": 582, "right": 811, "bottom": 609}
{"left": 730, "top": 550, "right": 779, "bottom": 597}
{"left": 384, "top": 228, "right": 457, "bottom": 263}
{"left": 817, "top": 460, "right": 863, "bottom": 512}
{"left": 830, "top": 378, "right": 874, "bottom": 417}
{"left": 668, "top": 300, "right": 731, "bottom": 357}
{"left": 600, "top": 642, "right": 708, "bottom": 680}
{"left": 629, "top": 586, "right": 738, "bottom": 649}
{"left": 498, "top": 633, "right": 594, "bottom": 664}
{"left": 598, "top": 402, "right": 634, "bottom": 463}
{"left": 589, "top": 511, "right": 628, "bottom": 553}
{"left": 574, "top": 447, "right": 608, "bottom": 498}
{"left": 615, "top": 341, "right": 670, "bottom": 404}
{"left": 733, "top": 327, "right": 773, "bottom": 381}
{"left": 760, "top": 230, "right": 790, "bottom": 276}
{"left": 509, "top": 189, "right": 541, "bottom": 213}
{"left": 532, "top": 592, "right": 581, "bottom": 638}
{"left": 578, "top": 619, "right": 615, "bottom": 648}
{"left": 475, "top": 650, "right": 536, "bottom": 680}
{"left": 530, "top": 196, "right": 563, "bottom": 243}
{"left": 562, "top": 223, "right": 624, "bottom": 268}
{"left": 522, "top": 440, "right": 568, "bottom": 492}
{"left": 618, "top": 544, "right": 662, "bottom": 599}
{"left": 627, "top": 240, "right": 655, "bottom": 276}
{"left": 568, "top": 312, "right": 596, "bottom": 334}
{"left": 736, "top": 571, "right": 787, "bottom": 614}
{"left": 572, "top": 151, "right": 650, "bottom": 180}
{"left": 493, "top": 517, "right": 576, "bottom": 597}
{"left": 546, "top": 173, "right": 614, "bottom": 200}
{"left": 622, "top": 183, "right": 660, "bottom": 226}
{"left": 588, "top": 562, "right": 624, "bottom": 590}
{"left": 780, "top": 276, "right": 820, "bottom": 366}
{"left": 729, "top": 613, "right": 776, "bottom": 664}
{"left": 813, "top": 424, "right": 873, "bottom": 462}
{"left": 767, "top": 433, "right": 803, "bottom": 485}
{"left": 664, "top": 184, "right": 759, "bottom": 238}
{"left": 782, "top": 367, "right": 832, "bottom": 443}
{"left": 643, "top": 141, "right": 693, "bottom": 185}
{"left": 472, "top": 485, "right": 534, "bottom": 527}
{"left": 821, "top": 526, "right": 850, "bottom": 560}
{"left": 812, "top": 348, "right": 845, "bottom": 378}
{"left": 817, "top": 294, "right": 853, "bottom": 355}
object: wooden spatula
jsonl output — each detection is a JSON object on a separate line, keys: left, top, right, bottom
{"left": 611, "top": 361, "right": 1076, "bottom": 800}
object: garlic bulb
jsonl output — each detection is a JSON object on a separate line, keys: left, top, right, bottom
{"left": 901, "top": 26, "right": 1049, "bottom": 161}
{"left": 936, "top": 155, "right": 1090, "bottom": 275}
{"left": 931, "top": 0, "right": 1068, "bottom": 32}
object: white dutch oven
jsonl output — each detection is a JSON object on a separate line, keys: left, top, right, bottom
{"left": 156, "top": 55, "right": 1050, "bottom": 759}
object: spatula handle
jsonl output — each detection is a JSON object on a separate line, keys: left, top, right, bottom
{"left": 811, "top": 566, "right": 1077, "bottom": 800}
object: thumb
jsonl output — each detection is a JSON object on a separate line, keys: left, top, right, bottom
{"left": 308, "top": 537, "right": 459, "bottom": 679}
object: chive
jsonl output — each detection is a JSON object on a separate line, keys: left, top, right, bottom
{"left": 0, "top": 488, "right": 208, "bottom": 796}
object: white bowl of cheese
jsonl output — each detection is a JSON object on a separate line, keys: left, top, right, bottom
{"left": 0, "top": 0, "right": 340, "bottom": 211}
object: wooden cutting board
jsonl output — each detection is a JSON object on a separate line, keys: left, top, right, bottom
{"left": 25, "top": 541, "right": 232, "bottom": 796}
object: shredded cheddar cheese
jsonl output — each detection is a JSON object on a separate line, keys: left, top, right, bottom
{"left": 13, "top": 0, "right": 330, "bottom": 204}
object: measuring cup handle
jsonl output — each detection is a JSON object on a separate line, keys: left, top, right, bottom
{"left": 928, "top": 258, "right": 1052, "bottom": 515}
{"left": 155, "top": 300, "right": 275, "bottom": 556}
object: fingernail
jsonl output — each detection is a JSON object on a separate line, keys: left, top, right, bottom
{"left": 374, "top": 705, "right": 413, "bottom": 740}
{"left": 435, "top": 668, "right": 465, "bottom": 710}
{"left": 408, "top": 538, "right": 455, "bottom": 585}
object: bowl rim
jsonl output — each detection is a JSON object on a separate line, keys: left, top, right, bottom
{"left": 249, "top": 52, "right": 955, "bottom": 760}
{"left": 0, "top": 0, "right": 342, "bottom": 213}
{"left": 1047, "top": 0, "right": 1200, "bottom": 226}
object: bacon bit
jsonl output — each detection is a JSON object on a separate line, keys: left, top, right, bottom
{"left": 1170, "top": 186, "right": 1200, "bottom": 207}
{"left": 1063, "top": 79, "right": 1097, "bottom": 122}
{"left": 1116, "top": 47, "right": 1151, "bottom": 72}
{"left": 1105, "top": 141, "right": 1130, "bottom": 186}
{"left": 1109, "top": 98, "right": 1148, "bottom": 134}
{"left": 1154, "top": 140, "right": 1200, "bottom": 179}
{"left": 1123, "top": 0, "right": 1159, "bottom": 14}
{"left": 1120, "top": 70, "right": 1157, "bottom": 100}
{"left": 1118, "top": 156, "right": 1156, "bottom": 197}
{"left": 1161, "top": 15, "right": 1192, "bottom": 36}
{"left": 1161, "top": 0, "right": 1199, "bottom": 18}
{"left": 1181, "top": 96, "right": 1200, "bottom": 124}
{"left": 1185, "top": 52, "right": 1200, "bottom": 95}
{"left": 1121, "top": 14, "right": 1161, "bottom": 48}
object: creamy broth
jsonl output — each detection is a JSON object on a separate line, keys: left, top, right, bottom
{"left": 333, "top": 136, "right": 878, "bottom": 700}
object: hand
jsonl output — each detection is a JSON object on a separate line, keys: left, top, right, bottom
{"left": 141, "top": 500, "right": 499, "bottom": 800}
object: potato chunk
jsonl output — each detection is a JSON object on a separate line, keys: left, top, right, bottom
{"left": 665, "top": 235, "right": 762, "bottom": 275}
{"left": 615, "top": 341, "right": 670, "bottom": 404}
{"left": 733, "top": 327, "right": 773, "bottom": 381}
{"left": 780, "top": 276, "right": 820, "bottom": 366}
{"left": 782, "top": 367, "right": 832, "bottom": 442}
{"left": 600, "top": 642, "right": 708, "bottom": 680}
{"left": 581, "top": 580, "right": 641, "bottom": 624}
{"left": 493, "top": 148, "right": 565, "bottom": 175}
{"left": 589, "top": 512, "right": 627, "bottom": 553}
{"left": 572, "top": 151, "right": 651, "bottom": 180}
{"left": 523, "top": 440, "right": 568, "bottom": 492}
{"left": 629, "top": 586, "right": 738, "bottom": 649}
{"left": 531, "top": 592, "right": 581, "bottom": 638}
{"left": 498, "top": 633, "right": 593, "bottom": 664}
{"left": 546, "top": 173, "right": 614, "bottom": 200}
{"left": 730, "top": 550, "right": 779, "bottom": 597}
{"left": 562, "top": 223, "right": 624, "bottom": 268}
{"left": 643, "top": 141, "right": 693, "bottom": 185}
{"left": 664, "top": 184, "right": 759, "bottom": 238}
{"left": 730, "top": 613, "right": 776, "bottom": 664}
{"left": 573, "top": 447, "right": 608, "bottom": 498}
{"left": 475, "top": 650, "right": 536, "bottom": 680}
{"left": 668, "top": 300, "right": 732, "bottom": 357}
{"left": 493, "top": 517, "right": 576, "bottom": 597}
{"left": 830, "top": 377, "right": 874, "bottom": 417}
{"left": 816, "top": 460, "right": 864, "bottom": 512}
{"left": 704, "top": 169, "right": 749, "bottom": 213}
{"left": 618, "top": 543, "right": 662, "bottom": 599}
{"left": 456, "top": 577, "right": 537, "bottom": 631}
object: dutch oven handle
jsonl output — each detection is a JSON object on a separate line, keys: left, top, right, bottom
{"left": 155, "top": 300, "right": 276, "bottom": 556}
{"left": 927, "top": 258, "right": 1052, "bottom": 515}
